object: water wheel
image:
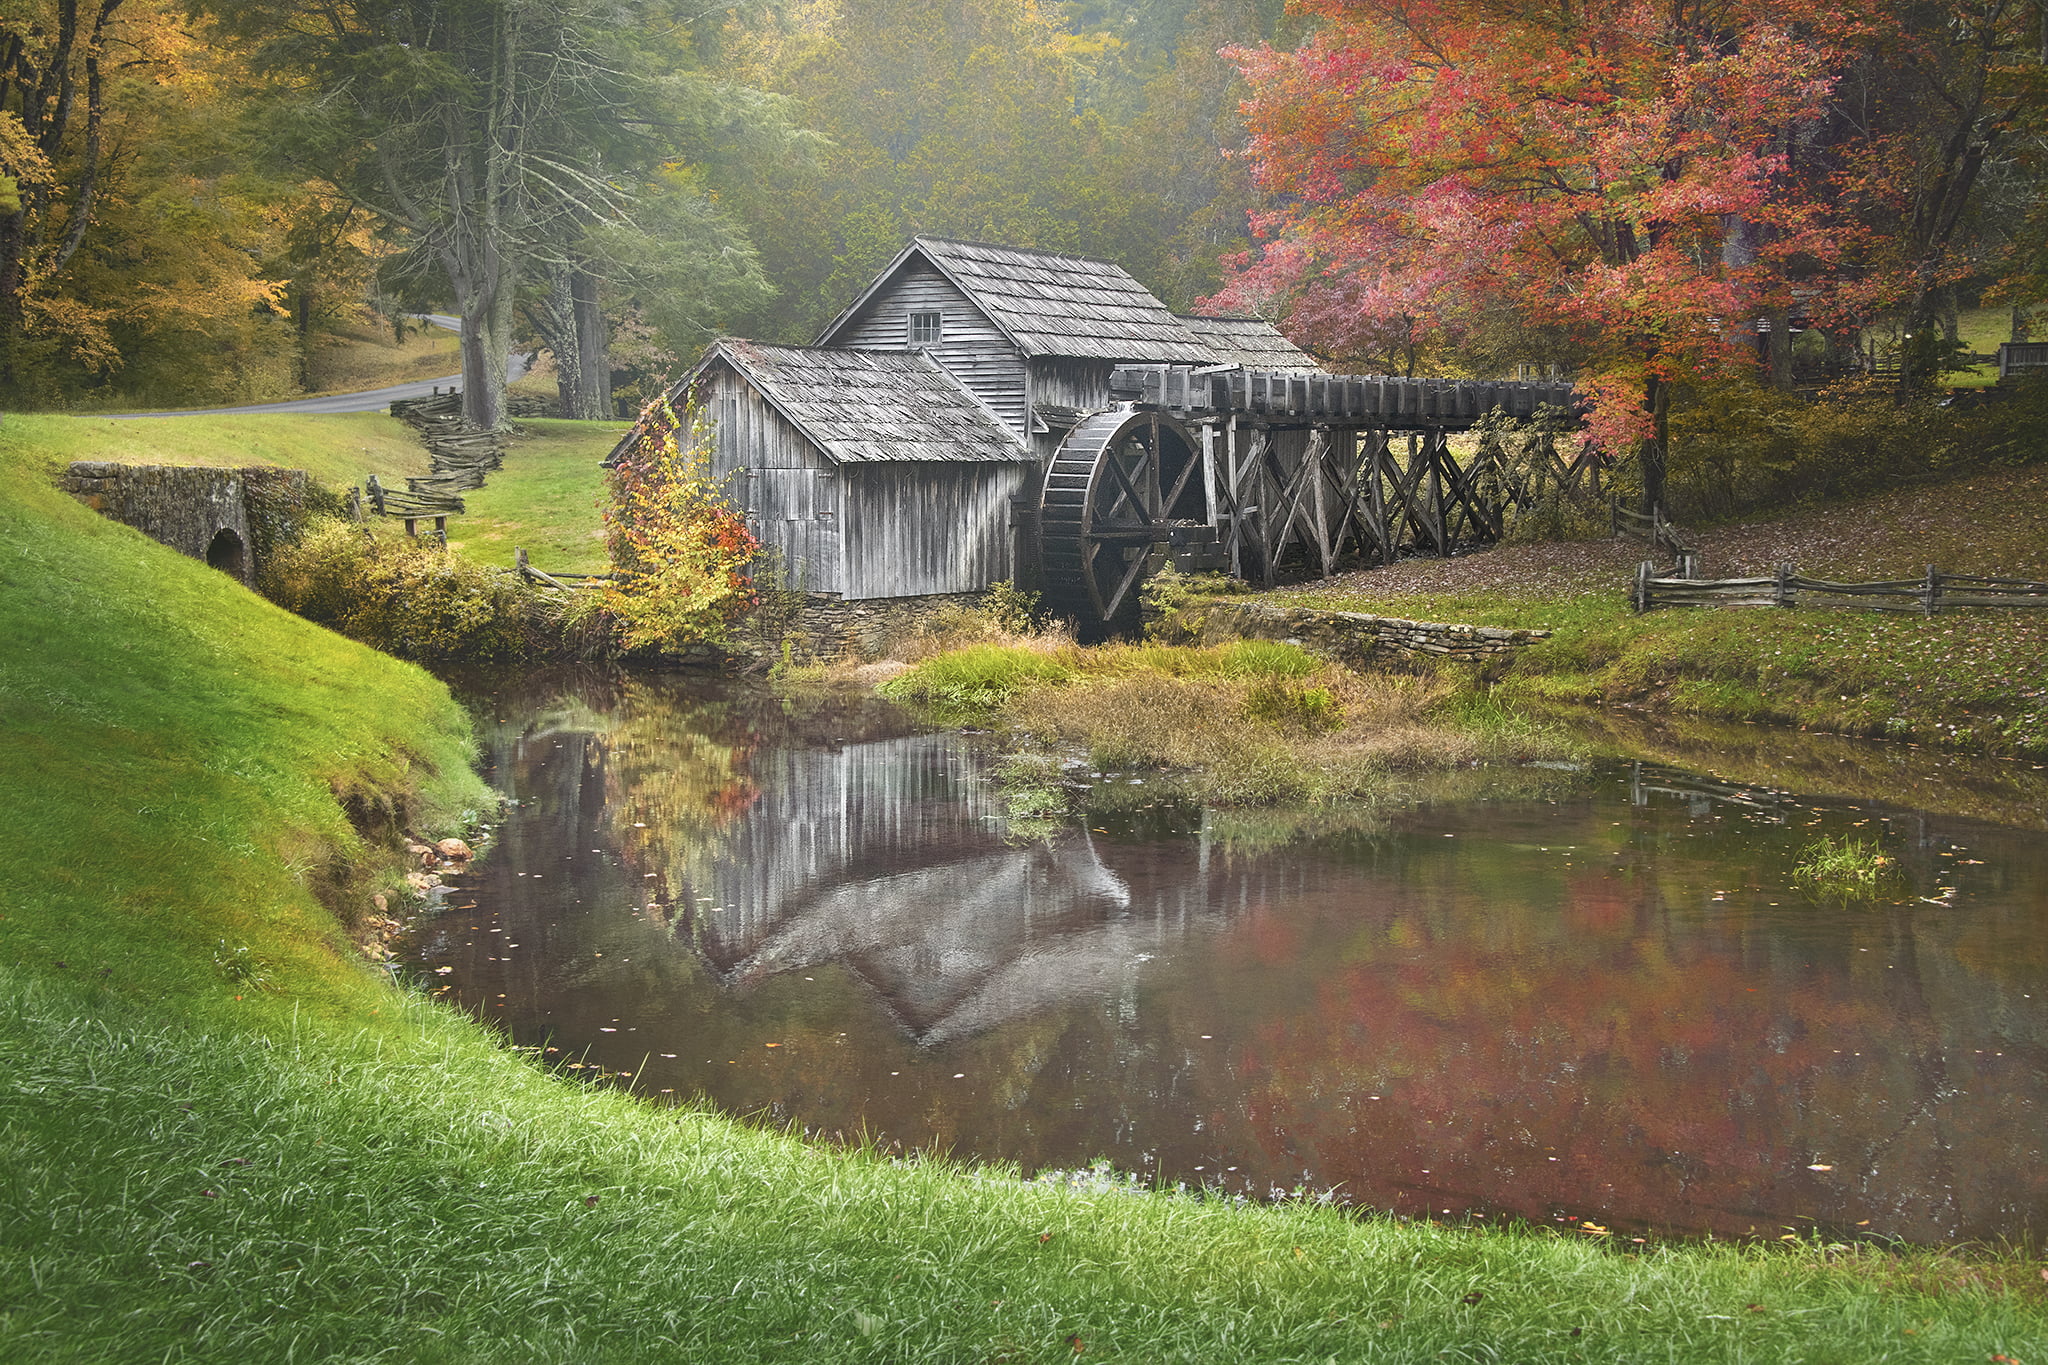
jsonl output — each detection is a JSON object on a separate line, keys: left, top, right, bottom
{"left": 1039, "top": 408, "right": 1206, "bottom": 624}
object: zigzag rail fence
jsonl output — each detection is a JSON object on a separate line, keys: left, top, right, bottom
{"left": 1611, "top": 499, "right": 1702, "bottom": 579}
{"left": 1633, "top": 563, "right": 2048, "bottom": 614}
{"left": 347, "top": 390, "right": 562, "bottom": 539}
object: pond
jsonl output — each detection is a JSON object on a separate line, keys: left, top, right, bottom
{"left": 407, "top": 669, "right": 2048, "bottom": 1246}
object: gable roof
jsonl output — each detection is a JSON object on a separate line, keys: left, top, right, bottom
{"left": 818, "top": 236, "right": 1213, "bottom": 364}
{"left": 1175, "top": 314, "right": 1322, "bottom": 372}
{"left": 705, "top": 340, "right": 1027, "bottom": 464}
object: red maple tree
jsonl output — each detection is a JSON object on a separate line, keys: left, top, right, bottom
{"left": 1212, "top": 0, "right": 1874, "bottom": 507}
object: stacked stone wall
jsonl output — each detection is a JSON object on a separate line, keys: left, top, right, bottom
{"left": 1171, "top": 600, "right": 1548, "bottom": 665}
{"left": 729, "top": 591, "right": 989, "bottom": 664}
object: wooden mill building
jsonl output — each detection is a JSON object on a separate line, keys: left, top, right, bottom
{"left": 619, "top": 235, "right": 1574, "bottom": 636}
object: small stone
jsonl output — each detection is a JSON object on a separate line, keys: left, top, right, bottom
{"left": 435, "top": 838, "right": 473, "bottom": 860}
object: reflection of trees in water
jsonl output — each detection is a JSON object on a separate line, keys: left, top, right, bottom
{"left": 451, "top": 674, "right": 2048, "bottom": 1243}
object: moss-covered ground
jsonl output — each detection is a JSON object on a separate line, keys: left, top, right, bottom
{"left": 1, "top": 414, "right": 2045, "bottom": 1360}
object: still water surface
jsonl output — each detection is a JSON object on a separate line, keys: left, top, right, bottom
{"left": 409, "top": 670, "right": 2048, "bottom": 1244}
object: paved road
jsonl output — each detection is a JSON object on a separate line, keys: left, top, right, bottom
{"left": 104, "top": 314, "right": 532, "bottom": 418}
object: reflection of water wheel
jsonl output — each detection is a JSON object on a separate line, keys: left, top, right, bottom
{"left": 1039, "top": 408, "right": 1206, "bottom": 623}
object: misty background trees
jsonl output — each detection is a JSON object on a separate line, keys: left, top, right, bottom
{"left": 2, "top": 0, "right": 2044, "bottom": 459}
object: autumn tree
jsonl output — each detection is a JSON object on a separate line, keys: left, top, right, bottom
{"left": 1214, "top": 0, "right": 1879, "bottom": 509}
{"left": 603, "top": 398, "right": 759, "bottom": 651}
{"left": 1, "top": 0, "right": 306, "bottom": 402}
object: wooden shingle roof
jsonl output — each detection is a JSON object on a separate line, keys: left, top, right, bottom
{"left": 1175, "top": 314, "right": 1322, "bottom": 372}
{"left": 821, "top": 236, "right": 1214, "bottom": 364}
{"left": 715, "top": 340, "right": 1028, "bottom": 464}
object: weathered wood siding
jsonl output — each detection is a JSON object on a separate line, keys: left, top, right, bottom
{"left": 831, "top": 260, "right": 1029, "bottom": 436}
{"left": 1028, "top": 356, "right": 1119, "bottom": 460}
{"left": 1030, "top": 356, "right": 1118, "bottom": 412}
{"left": 700, "top": 362, "right": 845, "bottom": 594}
{"left": 842, "top": 461, "right": 1033, "bottom": 599}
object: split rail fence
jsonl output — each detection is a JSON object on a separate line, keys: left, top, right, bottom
{"left": 514, "top": 548, "right": 611, "bottom": 592}
{"left": 1634, "top": 564, "right": 2048, "bottom": 613}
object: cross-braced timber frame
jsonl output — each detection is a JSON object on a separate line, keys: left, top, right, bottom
{"left": 1095, "top": 365, "right": 1586, "bottom": 591}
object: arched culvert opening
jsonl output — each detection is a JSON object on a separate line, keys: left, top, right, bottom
{"left": 206, "top": 527, "right": 248, "bottom": 581}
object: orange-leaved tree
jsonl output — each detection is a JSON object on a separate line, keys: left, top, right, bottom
{"left": 1213, "top": 0, "right": 1875, "bottom": 510}
{"left": 602, "top": 399, "right": 760, "bottom": 653}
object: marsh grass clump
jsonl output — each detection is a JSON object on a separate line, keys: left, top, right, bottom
{"left": 1243, "top": 679, "right": 1343, "bottom": 733}
{"left": 1793, "top": 835, "right": 1903, "bottom": 900}
{"left": 985, "top": 651, "right": 1556, "bottom": 805}
{"left": 989, "top": 751, "right": 1076, "bottom": 840}
{"left": 877, "top": 642, "right": 1081, "bottom": 717}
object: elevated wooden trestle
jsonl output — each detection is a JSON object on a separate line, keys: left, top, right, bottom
{"left": 1095, "top": 364, "right": 1583, "bottom": 592}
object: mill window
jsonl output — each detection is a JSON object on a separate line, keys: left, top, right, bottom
{"left": 909, "top": 310, "right": 943, "bottom": 346}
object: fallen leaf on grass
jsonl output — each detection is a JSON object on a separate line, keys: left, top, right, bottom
{"left": 1066, "top": 1335, "right": 1085, "bottom": 1354}
{"left": 1461, "top": 1291, "right": 1484, "bottom": 1305}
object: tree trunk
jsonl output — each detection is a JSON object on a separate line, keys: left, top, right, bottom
{"left": 1640, "top": 373, "right": 1669, "bottom": 515}
{"left": 1767, "top": 306, "right": 1794, "bottom": 390}
{"left": 526, "top": 262, "right": 580, "bottom": 417}
{"left": 570, "top": 264, "right": 610, "bottom": 420}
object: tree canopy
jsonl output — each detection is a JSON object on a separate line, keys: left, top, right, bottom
{"left": 1214, "top": 0, "right": 2048, "bottom": 503}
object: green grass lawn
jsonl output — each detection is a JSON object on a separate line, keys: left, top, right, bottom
{"left": 2, "top": 417, "right": 2046, "bottom": 1360}
{"left": 0, "top": 410, "right": 433, "bottom": 489}
{"left": 448, "top": 417, "right": 626, "bottom": 574}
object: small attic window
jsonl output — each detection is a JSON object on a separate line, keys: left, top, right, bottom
{"left": 909, "top": 310, "right": 943, "bottom": 346}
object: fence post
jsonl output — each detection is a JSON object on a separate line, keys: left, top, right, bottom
{"left": 1775, "top": 563, "right": 1792, "bottom": 608}
{"left": 515, "top": 547, "right": 530, "bottom": 582}
{"left": 1634, "top": 560, "right": 1652, "bottom": 613}
{"left": 1609, "top": 495, "right": 1619, "bottom": 538}
{"left": 1676, "top": 548, "right": 1699, "bottom": 580}
{"left": 1922, "top": 564, "right": 1940, "bottom": 615}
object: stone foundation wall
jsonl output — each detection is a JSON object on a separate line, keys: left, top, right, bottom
{"left": 731, "top": 591, "right": 989, "bottom": 663}
{"left": 1175, "top": 600, "right": 1548, "bottom": 665}
{"left": 62, "top": 462, "right": 309, "bottom": 583}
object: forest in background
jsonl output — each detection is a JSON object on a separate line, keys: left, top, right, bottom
{"left": 0, "top": 0, "right": 1278, "bottom": 416}
{"left": 3, "top": 0, "right": 2046, "bottom": 483}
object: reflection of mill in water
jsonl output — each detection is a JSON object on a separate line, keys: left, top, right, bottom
{"left": 665, "top": 733, "right": 1240, "bottom": 1046}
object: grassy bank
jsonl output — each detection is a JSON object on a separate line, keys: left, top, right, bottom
{"left": 303, "top": 315, "right": 465, "bottom": 395}
{"left": 877, "top": 636, "right": 1567, "bottom": 808}
{"left": 447, "top": 416, "right": 627, "bottom": 574}
{"left": 1201, "top": 465, "right": 2048, "bottom": 758}
{"left": 2, "top": 423, "right": 2046, "bottom": 1360}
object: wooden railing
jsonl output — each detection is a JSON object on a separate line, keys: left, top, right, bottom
{"left": 1612, "top": 500, "right": 1700, "bottom": 577}
{"left": 1634, "top": 563, "right": 2048, "bottom": 613}
{"left": 515, "top": 547, "right": 611, "bottom": 591}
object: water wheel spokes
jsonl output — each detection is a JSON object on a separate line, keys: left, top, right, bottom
{"left": 1040, "top": 408, "right": 1204, "bottom": 623}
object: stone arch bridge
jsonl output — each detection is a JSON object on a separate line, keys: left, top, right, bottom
{"left": 62, "top": 462, "right": 312, "bottom": 583}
